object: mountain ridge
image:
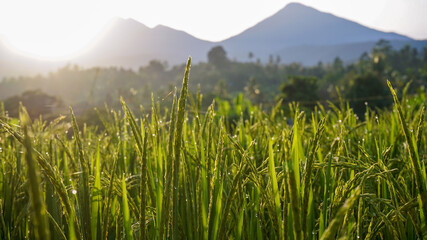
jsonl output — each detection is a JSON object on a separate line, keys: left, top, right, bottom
{"left": 220, "top": 2, "right": 412, "bottom": 61}
{"left": 0, "top": 2, "right": 424, "bottom": 77}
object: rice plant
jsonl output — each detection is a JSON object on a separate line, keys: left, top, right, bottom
{"left": 0, "top": 57, "right": 425, "bottom": 239}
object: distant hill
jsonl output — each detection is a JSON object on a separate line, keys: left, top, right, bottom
{"left": 1, "top": 2, "right": 426, "bottom": 77}
{"left": 76, "top": 18, "right": 215, "bottom": 68}
{"left": 221, "top": 2, "right": 413, "bottom": 63}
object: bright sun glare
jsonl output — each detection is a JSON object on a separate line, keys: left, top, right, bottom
{"left": 4, "top": 32, "right": 96, "bottom": 60}
{"left": 0, "top": 0, "right": 111, "bottom": 60}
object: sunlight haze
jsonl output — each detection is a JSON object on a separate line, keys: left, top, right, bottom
{"left": 0, "top": 0, "right": 426, "bottom": 59}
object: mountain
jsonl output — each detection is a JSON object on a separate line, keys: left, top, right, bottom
{"left": 1, "top": 2, "right": 426, "bottom": 77}
{"left": 76, "top": 18, "right": 215, "bottom": 68}
{"left": 221, "top": 2, "right": 413, "bottom": 63}
{"left": 77, "top": 3, "right": 419, "bottom": 68}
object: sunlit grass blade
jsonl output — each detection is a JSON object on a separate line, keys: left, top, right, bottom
{"left": 320, "top": 187, "right": 361, "bottom": 240}
{"left": 286, "top": 112, "right": 304, "bottom": 239}
{"left": 172, "top": 57, "right": 191, "bottom": 239}
{"left": 102, "top": 149, "right": 119, "bottom": 240}
{"left": 208, "top": 128, "right": 225, "bottom": 240}
{"left": 387, "top": 81, "right": 427, "bottom": 227}
{"left": 69, "top": 201, "right": 77, "bottom": 240}
{"left": 91, "top": 142, "right": 102, "bottom": 240}
{"left": 302, "top": 117, "right": 325, "bottom": 235}
{"left": 160, "top": 88, "right": 177, "bottom": 239}
{"left": 122, "top": 174, "right": 133, "bottom": 240}
{"left": 20, "top": 105, "right": 51, "bottom": 240}
{"left": 46, "top": 211, "right": 67, "bottom": 240}
{"left": 70, "top": 107, "right": 92, "bottom": 240}
{"left": 140, "top": 122, "right": 148, "bottom": 240}
{"left": 268, "top": 138, "right": 283, "bottom": 238}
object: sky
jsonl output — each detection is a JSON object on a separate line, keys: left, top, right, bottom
{"left": 0, "top": 0, "right": 426, "bottom": 59}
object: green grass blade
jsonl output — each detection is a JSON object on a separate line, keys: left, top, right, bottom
{"left": 140, "top": 124, "right": 148, "bottom": 240}
{"left": 20, "top": 106, "right": 51, "bottom": 240}
{"left": 160, "top": 88, "right": 177, "bottom": 239}
{"left": 387, "top": 81, "right": 427, "bottom": 227}
{"left": 302, "top": 117, "right": 325, "bottom": 235}
{"left": 70, "top": 107, "right": 92, "bottom": 240}
{"left": 320, "top": 188, "right": 360, "bottom": 240}
{"left": 268, "top": 138, "right": 283, "bottom": 238}
{"left": 172, "top": 57, "right": 191, "bottom": 239}
{"left": 122, "top": 174, "right": 133, "bottom": 240}
{"left": 91, "top": 142, "right": 102, "bottom": 240}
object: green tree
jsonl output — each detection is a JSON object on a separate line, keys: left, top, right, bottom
{"left": 278, "top": 76, "right": 319, "bottom": 108}
{"left": 371, "top": 39, "right": 392, "bottom": 73}
{"left": 208, "top": 46, "right": 229, "bottom": 69}
{"left": 248, "top": 52, "right": 254, "bottom": 61}
{"left": 332, "top": 57, "right": 344, "bottom": 73}
{"left": 4, "top": 89, "right": 63, "bottom": 119}
{"left": 346, "top": 71, "right": 391, "bottom": 117}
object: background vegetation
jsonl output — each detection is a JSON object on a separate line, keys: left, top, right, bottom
{"left": 1, "top": 40, "right": 426, "bottom": 121}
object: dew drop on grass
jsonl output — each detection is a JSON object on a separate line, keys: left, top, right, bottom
{"left": 72, "top": 189, "right": 77, "bottom": 195}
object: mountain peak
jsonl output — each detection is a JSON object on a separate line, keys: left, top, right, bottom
{"left": 277, "top": 2, "right": 321, "bottom": 15}
{"left": 110, "top": 17, "right": 149, "bottom": 29}
{"left": 283, "top": 2, "right": 313, "bottom": 9}
{"left": 224, "top": 2, "right": 410, "bottom": 46}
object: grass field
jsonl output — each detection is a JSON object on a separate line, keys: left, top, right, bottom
{"left": 0, "top": 57, "right": 426, "bottom": 239}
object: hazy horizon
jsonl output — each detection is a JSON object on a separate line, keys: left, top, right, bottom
{"left": 1, "top": 0, "right": 426, "bottom": 60}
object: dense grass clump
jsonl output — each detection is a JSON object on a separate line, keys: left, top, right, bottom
{"left": 0, "top": 57, "right": 426, "bottom": 239}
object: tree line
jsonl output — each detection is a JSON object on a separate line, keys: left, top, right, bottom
{"left": 1, "top": 40, "right": 426, "bottom": 120}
